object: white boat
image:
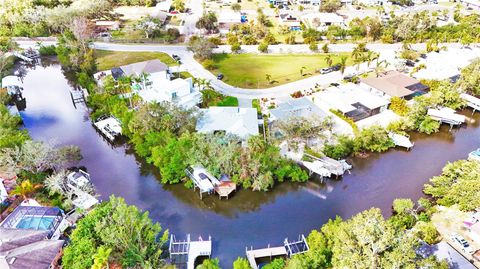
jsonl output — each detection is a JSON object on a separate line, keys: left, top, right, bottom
{"left": 93, "top": 116, "right": 122, "bottom": 141}
{"left": 302, "top": 161, "right": 331, "bottom": 178}
{"left": 389, "top": 132, "right": 414, "bottom": 150}
{"left": 468, "top": 148, "right": 480, "bottom": 162}
{"left": 1, "top": 75, "right": 23, "bottom": 96}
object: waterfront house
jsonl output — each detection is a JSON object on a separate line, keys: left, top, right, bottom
{"left": 309, "top": 84, "right": 390, "bottom": 122}
{"left": 111, "top": 59, "right": 169, "bottom": 80}
{"left": 360, "top": 71, "right": 429, "bottom": 100}
{"left": 0, "top": 228, "right": 64, "bottom": 269}
{"left": 416, "top": 241, "right": 476, "bottom": 269}
{"left": 0, "top": 205, "right": 70, "bottom": 240}
{"left": 196, "top": 107, "right": 259, "bottom": 139}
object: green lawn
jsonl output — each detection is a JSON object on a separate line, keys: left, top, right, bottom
{"left": 95, "top": 50, "right": 178, "bottom": 71}
{"left": 208, "top": 53, "right": 353, "bottom": 89}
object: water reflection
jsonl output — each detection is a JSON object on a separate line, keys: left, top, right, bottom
{"left": 18, "top": 60, "right": 480, "bottom": 266}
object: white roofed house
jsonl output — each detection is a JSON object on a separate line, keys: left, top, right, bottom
{"left": 301, "top": 12, "right": 346, "bottom": 31}
{"left": 196, "top": 107, "right": 259, "bottom": 139}
{"left": 278, "top": 12, "right": 302, "bottom": 31}
{"left": 217, "top": 10, "right": 243, "bottom": 34}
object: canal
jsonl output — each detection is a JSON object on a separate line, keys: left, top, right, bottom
{"left": 17, "top": 61, "right": 480, "bottom": 267}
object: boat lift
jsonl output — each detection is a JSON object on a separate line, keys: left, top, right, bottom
{"left": 13, "top": 51, "right": 34, "bottom": 63}
{"left": 460, "top": 93, "right": 480, "bottom": 114}
{"left": 302, "top": 154, "right": 352, "bottom": 180}
{"left": 246, "top": 234, "right": 309, "bottom": 269}
{"left": 169, "top": 234, "right": 212, "bottom": 269}
{"left": 427, "top": 107, "right": 465, "bottom": 130}
{"left": 185, "top": 166, "right": 236, "bottom": 199}
{"left": 93, "top": 116, "right": 122, "bottom": 142}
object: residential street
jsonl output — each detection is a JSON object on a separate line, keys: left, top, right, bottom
{"left": 16, "top": 40, "right": 478, "bottom": 99}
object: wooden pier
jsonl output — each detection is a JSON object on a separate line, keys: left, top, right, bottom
{"left": 70, "top": 88, "right": 86, "bottom": 109}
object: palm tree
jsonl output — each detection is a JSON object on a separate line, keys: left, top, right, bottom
{"left": 374, "top": 59, "right": 389, "bottom": 77}
{"left": 11, "top": 180, "right": 42, "bottom": 200}
{"left": 339, "top": 56, "right": 348, "bottom": 75}
{"left": 300, "top": 66, "right": 306, "bottom": 76}
{"left": 325, "top": 55, "right": 333, "bottom": 67}
{"left": 265, "top": 74, "right": 272, "bottom": 84}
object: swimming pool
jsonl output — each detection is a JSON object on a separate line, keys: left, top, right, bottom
{"left": 16, "top": 216, "right": 55, "bottom": 230}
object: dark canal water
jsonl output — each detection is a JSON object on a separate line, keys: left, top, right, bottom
{"left": 17, "top": 61, "right": 480, "bottom": 267}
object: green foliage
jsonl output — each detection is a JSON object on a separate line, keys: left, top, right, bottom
{"left": 258, "top": 42, "right": 269, "bottom": 53}
{"left": 63, "top": 196, "right": 169, "bottom": 269}
{"left": 329, "top": 109, "right": 358, "bottom": 134}
{"left": 263, "top": 258, "right": 285, "bottom": 269}
{"left": 389, "top": 96, "right": 409, "bottom": 116}
{"left": 0, "top": 104, "right": 29, "bottom": 149}
{"left": 424, "top": 160, "right": 480, "bottom": 211}
{"left": 320, "top": 0, "right": 342, "bottom": 12}
{"left": 197, "top": 258, "right": 221, "bottom": 269}
{"left": 203, "top": 59, "right": 217, "bottom": 70}
{"left": 354, "top": 125, "right": 394, "bottom": 153}
{"left": 457, "top": 59, "right": 480, "bottom": 96}
{"left": 38, "top": 44, "right": 57, "bottom": 56}
{"left": 233, "top": 257, "right": 250, "bottom": 269}
{"left": 323, "top": 135, "right": 355, "bottom": 160}
{"left": 414, "top": 221, "right": 441, "bottom": 245}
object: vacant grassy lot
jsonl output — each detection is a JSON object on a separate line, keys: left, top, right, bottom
{"left": 208, "top": 53, "right": 353, "bottom": 89}
{"left": 95, "top": 50, "right": 178, "bottom": 71}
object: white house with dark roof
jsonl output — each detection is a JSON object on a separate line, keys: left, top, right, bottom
{"left": 360, "top": 71, "right": 429, "bottom": 100}
{"left": 196, "top": 107, "right": 259, "bottom": 139}
{"left": 301, "top": 12, "right": 346, "bottom": 31}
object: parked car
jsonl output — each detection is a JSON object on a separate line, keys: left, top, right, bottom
{"left": 405, "top": 60, "right": 415, "bottom": 67}
{"left": 420, "top": 53, "right": 427, "bottom": 59}
{"left": 451, "top": 234, "right": 474, "bottom": 254}
{"left": 320, "top": 67, "right": 333, "bottom": 74}
{"left": 217, "top": 73, "right": 224, "bottom": 80}
{"left": 172, "top": 54, "right": 181, "bottom": 61}
{"left": 331, "top": 64, "right": 341, "bottom": 71}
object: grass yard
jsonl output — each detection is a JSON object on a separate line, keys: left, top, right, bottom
{"left": 95, "top": 50, "right": 178, "bottom": 71}
{"left": 208, "top": 53, "right": 353, "bottom": 89}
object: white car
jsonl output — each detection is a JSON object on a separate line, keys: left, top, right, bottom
{"left": 451, "top": 234, "right": 474, "bottom": 254}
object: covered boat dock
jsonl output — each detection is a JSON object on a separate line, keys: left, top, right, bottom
{"left": 169, "top": 234, "right": 212, "bottom": 269}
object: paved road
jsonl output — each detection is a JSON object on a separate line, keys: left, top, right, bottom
{"left": 16, "top": 40, "right": 476, "bottom": 99}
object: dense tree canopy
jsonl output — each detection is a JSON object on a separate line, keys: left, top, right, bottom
{"left": 63, "top": 196, "right": 169, "bottom": 269}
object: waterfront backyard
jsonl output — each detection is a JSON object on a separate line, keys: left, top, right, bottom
{"left": 207, "top": 53, "right": 354, "bottom": 89}
{"left": 94, "top": 50, "right": 178, "bottom": 71}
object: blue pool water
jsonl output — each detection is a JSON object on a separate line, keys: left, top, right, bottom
{"left": 16, "top": 216, "right": 55, "bottom": 230}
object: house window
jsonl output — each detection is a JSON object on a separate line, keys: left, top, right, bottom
{"left": 172, "top": 92, "right": 177, "bottom": 99}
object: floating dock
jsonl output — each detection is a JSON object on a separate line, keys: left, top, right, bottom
{"left": 246, "top": 235, "right": 309, "bottom": 269}
{"left": 461, "top": 93, "right": 480, "bottom": 113}
{"left": 169, "top": 234, "right": 212, "bottom": 269}
{"left": 389, "top": 132, "right": 414, "bottom": 150}
{"left": 427, "top": 107, "right": 465, "bottom": 127}
{"left": 93, "top": 116, "right": 122, "bottom": 141}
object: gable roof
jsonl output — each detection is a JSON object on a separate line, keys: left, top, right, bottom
{"left": 119, "top": 59, "right": 168, "bottom": 77}
{"left": 196, "top": 107, "right": 259, "bottom": 139}
{"left": 0, "top": 228, "right": 63, "bottom": 269}
{"left": 360, "top": 71, "right": 424, "bottom": 98}
{"left": 270, "top": 97, "right": 327, "bottom": 121}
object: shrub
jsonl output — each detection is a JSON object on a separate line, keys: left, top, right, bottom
{"left": 202, "top": 59, "right": 216, "bottom": 70}
{"left": 323, "top": 135, "right": 355, "bottom": 159}
{"left": 38, "top": 45, "right": 57, "bottom": 56}
{"left": 389, "top": 97, "right": 409, "bottom": 116}
{"left": 329, "top": 109, "right": 358, "bottom": 134}
{"left": 258, "top": 42, "right": 269, "bottom": 53}
{"left": 231, "top": 42, "right": 241, "bottom": 53}
{"left": 354, "top": 125, "right": 395, "bottom": 153}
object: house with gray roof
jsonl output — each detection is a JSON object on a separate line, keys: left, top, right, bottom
{"left": 196, "top": 107, "right": 259, "bottom": 139}
{"left": 269, "top": 97, "right": 328, "bottom": 122}
{"left": 0, "top": 228, "right": 64, "bottom": 269}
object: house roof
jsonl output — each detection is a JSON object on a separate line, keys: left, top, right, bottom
{"left": 196, "top": 107, "right": 259, "bottom": 138}
{"left": 302, "top": 12, "right": 345, "bottom": 24}
{"left": 0, "top": 228, "right": 64, "bottom": 269}
{"left": 118, "top": 60, "right": 168, "bottom": 77}
{"left": 417, "top": 241, "right": 476, "bottom": 269}
{"left": 361, "top": 71, "right": 424, "bottom": 98}
{"left": 270, "top": 97, "right": 327, "bottom": 121}
{"left": 314, "top": 84, "right": 390, "bottom": 113}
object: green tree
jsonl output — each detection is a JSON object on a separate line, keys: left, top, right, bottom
{"left": 188, "top": 36, "right": 215, "bottom": 60}
{"left": 424, "top": 160, "right": 480, "bottom": 211}
{"left": 231, "top": 3, "right": 241, "bottom": 12}
{"left": 338, "top": 55, "right": 348, "bottom": 75}
{"left": 233, "top": 257, "right": 250, "bottom": 269}
{"left": 197, "top": 258, "right": 221, "bottom": 269}
{"left": 354, "top": 125, "right": 394, "bottom": 153}
{"left": 325, "top": 55, "right": 333, "bottom": 67}
{"left": 258, "top": 42, "right": 269, "bottom": 53}
{"left": 389, "top": 97, "right": 409, "bottom": 116}
{"left": 92, "top": 246, "right": 112, "bottom": 269}
{"left": 320, "top": 0, "right": 342, "bottom": 12}
{"left": 11, "top": 180, "right": 42, "bottom": 200}
{"left": 173, "top": 0, "right": 185, "bottom": 12}
{"left": 196, "top": 12, "right": 218, "bottom": 33}
{"left": 321, "top": 43, "right": 329, "bottom": 53}
{"left": 457, "top": 59, "right": 480, "bottom": 95}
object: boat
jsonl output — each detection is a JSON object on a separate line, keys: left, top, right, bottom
{"left": 185, "top": 167, "right": 236, "bottom": 199}
{"left": 468, "top": 148, "right": 480, "bottom": 162}
{"left": 389, "top": 132, "right": 414, "bottom": 150}
{"left": 93, "top": 116, "right": 122, "bottom": 141}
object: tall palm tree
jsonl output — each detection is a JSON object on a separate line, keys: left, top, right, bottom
{"left": 265, "top": 74, "right": 272, "bottom": 84}
{"left": 325, "top": 55, "right": 333, "bottom": 67}
{"left": 300, "top": 66, "right": 306, "bottom": 76}
{"left": 339, "top": 56, "right": 348, "bottom": 75}
{"left": 11, "top": 180, "right": 42, "bottom": 200}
